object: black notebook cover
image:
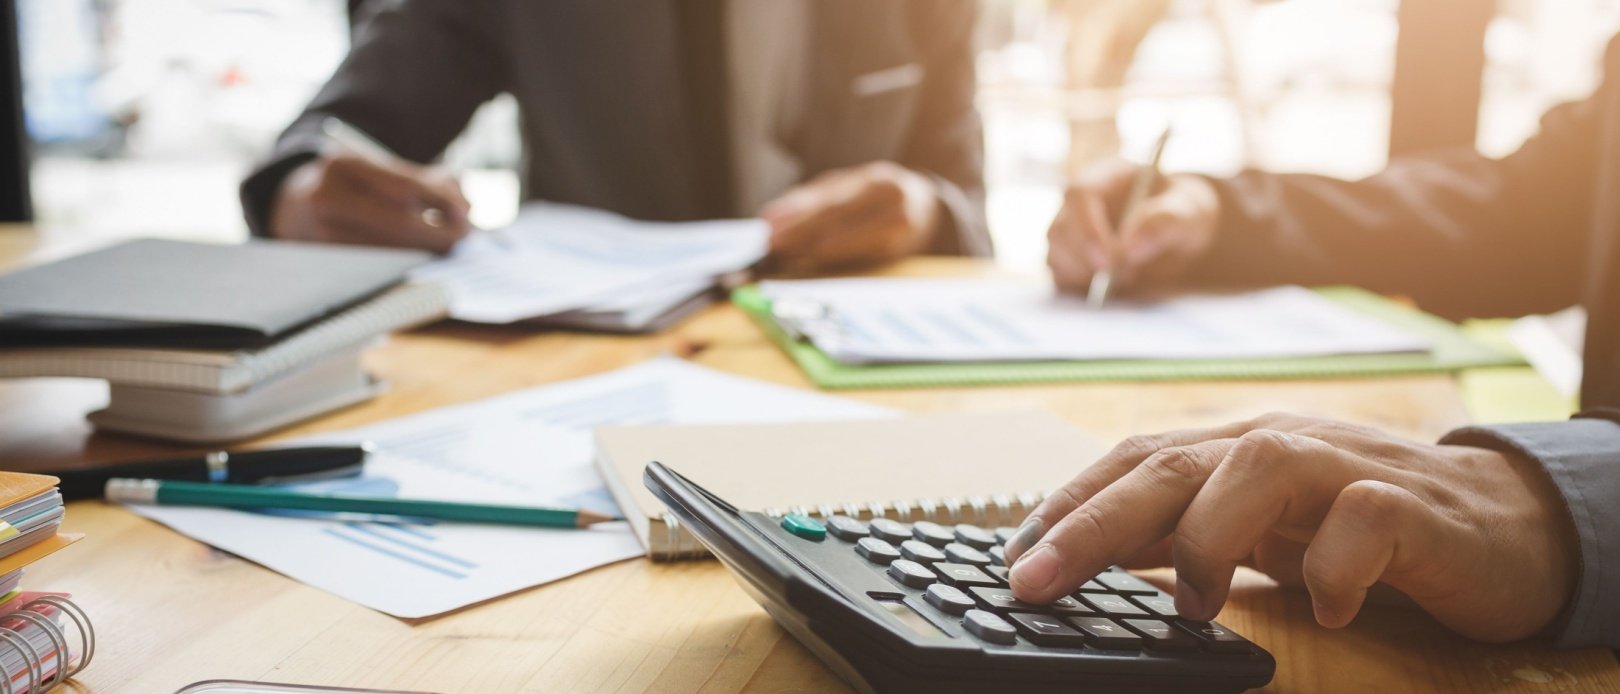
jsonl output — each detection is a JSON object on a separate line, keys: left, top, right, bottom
{"left": 0, "top": 238, "right": 431, "bottom": 349}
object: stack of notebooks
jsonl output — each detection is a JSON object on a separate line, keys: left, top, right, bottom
{"left": 595, "top": 411, "right": 1105, "bottom": 559}
{"left": 0, "top": 472, "right": 94, "bottom": 691}
{"left": 0, "top": 239, "right": 451, "bottom": 443}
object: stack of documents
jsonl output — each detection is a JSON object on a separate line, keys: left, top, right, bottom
{"left": 412, "top": 202, "right": 770, "bottom": 332}
{"left": 758, "top": 278, "right": 1431, "bottom": 365}
{"left": 0, "top": 472, "right": 95, "bottom": 690}
{"left": 738, "top": 278, "right": 1522, "bottom": 390}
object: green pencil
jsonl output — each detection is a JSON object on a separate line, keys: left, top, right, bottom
{"left": 104, "top": 478, "right": 618, "bottom": 528}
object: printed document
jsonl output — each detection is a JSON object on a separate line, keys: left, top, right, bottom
{"left": 411, "top": 202, "right": 769, "bottom": 324}
{"left": 760, "top": 278, "right": 1430, "bottom": 364}
{"left": 125, "top": 358, "right": 893, "bottom": 618}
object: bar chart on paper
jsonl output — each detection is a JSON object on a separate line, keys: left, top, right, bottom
{"left": 124, "top": 359, "right": 891, "bottom": 618}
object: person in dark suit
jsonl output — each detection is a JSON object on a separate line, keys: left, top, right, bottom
{"left": 240, "top": 0, "right": 990, "bottom": 273}
{"left": 1019, "top": 38, "right": 1620, "bottom": 647}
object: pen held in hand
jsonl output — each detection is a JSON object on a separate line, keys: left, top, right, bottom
{"left": 105, "top": 478, "right": 620, "bottom": 529}
{"left": 1086, "top": 126, "right": 1172, "bottom": 309}
{"left": 320, "top": 117, "right": 490, "bottom": 249}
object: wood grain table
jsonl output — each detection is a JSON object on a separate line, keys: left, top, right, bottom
{"left": 1, "top": 227, "right": 1615, "bottom": 693}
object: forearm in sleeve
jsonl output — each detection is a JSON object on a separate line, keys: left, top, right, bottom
{"left": 901, "top": 0, "right": 991, "bottom": 258}
{"left": 1186, "top": 87, "right": 1605, "bottom": 320}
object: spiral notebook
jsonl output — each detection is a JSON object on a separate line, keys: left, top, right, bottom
{"left": 0, "top": 593, "right": 95, "bottom": 693}
{"left": 594, "top": 412, "right": 1106, "bottom": 560}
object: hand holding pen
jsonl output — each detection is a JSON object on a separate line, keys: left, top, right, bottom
{"left": 265, "top": 117, "right": 473, "bottom": 253}
{"left": 1047, "top": 129, "right": 1222, "bottom": 303}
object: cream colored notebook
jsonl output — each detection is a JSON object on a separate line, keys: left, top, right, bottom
{"left": 595, "top": 412, "right": 1106, "bottom": 560}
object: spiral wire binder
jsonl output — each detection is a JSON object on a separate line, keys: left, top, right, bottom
{"left": 0, "top": 596, "right": 94, "bottom": 694}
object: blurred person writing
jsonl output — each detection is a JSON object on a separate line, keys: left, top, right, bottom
{"left": 1023, "top": 38, "right": 1620, "bottom": 647}
{"left": 240, "top": 0, "right": 990, "bottom": 273}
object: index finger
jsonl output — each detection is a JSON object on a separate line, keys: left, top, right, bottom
{"left": 1003, "top": 419, "right": 1262, "bottom": 564}
{"left": 1008, "top": 438, "right": 1238, "bottom": 604}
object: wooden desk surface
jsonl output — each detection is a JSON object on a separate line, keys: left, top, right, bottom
{"left": 1, "top": 228, "right": 1615, "bottom": 693}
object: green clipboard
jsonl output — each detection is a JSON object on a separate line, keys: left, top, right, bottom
{"left": 733, "top": 285, "right": 1525, "bottom": 390}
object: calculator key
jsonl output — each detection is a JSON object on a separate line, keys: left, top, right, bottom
{"left": 1131, "top": 595, "right": 1180, "bottom": 619}
{"left": 986, "top": 566, "right": 1010, "bottom": 584}
{"left": 967, "top": 587, "right": 1037, "bottom": 613}
{"left": 934, "top": 563, "right": 1000, "bottom": 588}
{"left": 953, "top": 524, "right": 997, "bottom": 550}
{"left": 779, "top": 514, "right": 826, "bottom": 541}
{"left": 856, "top": 537, "right": 901, "bottom": 565}
{"left": 968, "top": 587, "right": 1091, "bottom": 616}
{"left": 1080, "top": 594, "right": 1149, "bottom": 617}
{"left": 825, "top": 515, "right": 870, "bottom": 542}
{"left": 1176, "top": 621, "right": 1251, "bottom": 653}
{"left": 888, "top": 559, "right": 938, "bottom": 588}
{"left": 963, "top": 609, "right": 1018, "bottom": 645}
{"left": 987, "top": 545, "right": 1007, "bottom": 566}
{"left": 912, "top": 521, "right": 955, "bottom": 547}
{"left": 1096, "top": 572, "right": 1158, "bottom": 595}
{"left": 869, "top": 518, "right": 912, "bottom": 544}
{"left": 1124, "top": 619, "right": 1199, "bottom": 652}
{"left": 925, "top": 583, "right": 977, "bottom": 616}
{"left": 1075, "top": 579, "right": 1111, "bottom": 593}
{"left": 1068, "top": 617, "right": 1143, "bottom": 650}
{"left": 994, "top": 526, "right": 1019, "bottom": 545}
{"left": 1008, "top": 613, "right": 1088, "bottom": 648}
{"left": 943, "top": 543, "right": 992, "bottom": 566}
{"left": 900, "top": 540, "right": 947, "bottom": 564}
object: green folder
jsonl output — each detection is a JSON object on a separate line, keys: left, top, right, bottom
{"left": 733, "top": 285, "right": 1524, "bottom": 390}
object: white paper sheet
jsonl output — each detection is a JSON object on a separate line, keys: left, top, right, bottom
{"left": 1507, "top": 307, "right": 1587, "bottom": 398}
{"left": 410, "top": 202, "right": 769, "bottom": 324}
{"left": 759, "top": 278, "right": 1430, "bottom": 364}
{"left": 126, "top": 358, "right": 894, "bottom": 618}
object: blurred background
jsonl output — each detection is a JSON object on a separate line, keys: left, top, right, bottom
{"left": 8, "top": 0, "right": 1620, "bottom": 269}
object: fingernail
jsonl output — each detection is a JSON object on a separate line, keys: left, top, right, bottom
{"left": 1175, "top": 579, "right": 1209, "bottom": 620}
{"left": 1005, "top": 516, "right": 1047, "bottom": 561}
{"left": 1010, "top": 545, "right": 1060, "bottom": 594}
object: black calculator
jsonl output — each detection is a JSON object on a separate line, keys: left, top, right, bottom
{"left": 644, "top": 462, "right": 1275, "bottom": 693}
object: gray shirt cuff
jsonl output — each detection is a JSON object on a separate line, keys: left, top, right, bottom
{"left": 1441, "top": 412, "right": 1620, "bottom": 648}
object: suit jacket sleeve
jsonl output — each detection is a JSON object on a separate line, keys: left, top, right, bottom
{"left": 901, "top": 0, "right": 992, "bottom": 258}
{"left": 239, "top": 0, "right": 509, "bottom": 237}
{"left": 1186, "top": 45, "right": 1613, "bottom": 319}
{"left": 1441, "top": 411, "right": 1620, "bottom": 648}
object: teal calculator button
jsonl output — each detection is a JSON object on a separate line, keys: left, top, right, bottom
{"left": 781, "top": 514, "right": 827, "bottom": 541}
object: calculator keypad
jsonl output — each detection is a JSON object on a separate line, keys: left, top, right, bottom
{"left": 816, "top": 518, "right": 1259, "bottom": 658}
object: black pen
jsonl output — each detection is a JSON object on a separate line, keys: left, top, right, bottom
{"left": 54, "top": 444, "right": 371, "bottom": 501}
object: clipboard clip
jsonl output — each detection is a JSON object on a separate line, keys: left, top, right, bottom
{"left": 769, "top": 298, "right": 840, "bottom": 343}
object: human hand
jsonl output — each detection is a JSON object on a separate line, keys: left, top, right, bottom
{"left": 1002, "top": 413, "right": 1578, "bottom": 642}
{"left": 269, "top": 151, "right": 472, "bottom": 253}
{"left": 762, "top": 161, "right": 942, "bottom": 274}
{"left": 1047, "top": 159, "right": 1220, "bottom": 295}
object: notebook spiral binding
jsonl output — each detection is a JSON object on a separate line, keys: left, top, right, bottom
{"left": 763, "top": 491, "right": 1048, "bottom": 529}
{"left": 0, "top": 596, "right": 95, "bottom": 694}
{"left": 658, "top": 493, "right": 1050, "bottom": 561}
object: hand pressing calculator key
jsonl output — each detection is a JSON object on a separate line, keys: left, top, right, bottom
{"left": 644, "top": 462, "right": 1275, "bottom": 693}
